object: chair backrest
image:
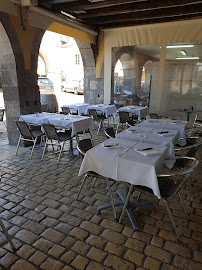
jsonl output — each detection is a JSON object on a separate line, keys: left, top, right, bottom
{"left": 0, "top": 109, "right": 5, "bottom": 121}
{"left": 104, "top": 127, "right": 115, "bottom": 139}
{"left": 61, "top": 107, "right": 70, "bottom": 115}
{"left": 119, "top": 111, "right": 130, "bottom": 123}
{"left": 77, "top": 138, "right": 93, "bottom": 156}
{"left": 16, "top": 121, "right": 33, "bottom": 139}
{"left": 158, "top": 157, "right": 199, "bottom": 201}
{"left": 150, "top": 113, "right": 160, "bottom": 119}
{"left": 88, "top": 109, "right": 98, "bottom": 122}
{"left": 42, "top": 123, "right": 59, "bottom": 141}
{"left": 41, "top": 104, "right": 48, "bottom": 112}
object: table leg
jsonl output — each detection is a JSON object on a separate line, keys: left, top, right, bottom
{"left": 97, "top": 183, "right": 153, "bottom": 230}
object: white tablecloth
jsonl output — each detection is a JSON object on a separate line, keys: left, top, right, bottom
{"left": 139, "top": 119, "right": 188, "bottom": 146}
{"left": 19, "top": 113, "right": 93, "bottom": 137}
{"left": 19, "top": 113, "right": 58, "bottom": 125}
{"left": 62, "top": 103, "right": 90, "bottom": 115}
{"left": 86, "top": 104, "right": 117, "bottom": 118}
{"left": 116, "top": 126, "right": 179, "bottom": 168}
{"left": 118, "top": 106, "right": 148, "bottom": 120}
{"left": 79, "top": 138, "right": 168, "bottom": 198}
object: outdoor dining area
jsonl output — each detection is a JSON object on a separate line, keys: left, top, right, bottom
{"left": 0, "top": 100, "right": 201, "bottom": 269}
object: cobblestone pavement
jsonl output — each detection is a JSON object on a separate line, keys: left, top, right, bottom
{"left": 0, "top": 122, "right": 201, "bottom": 270}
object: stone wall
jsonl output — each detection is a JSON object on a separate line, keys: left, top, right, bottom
{"left": 75, "top": 39, "right": 104, "bottom": 104}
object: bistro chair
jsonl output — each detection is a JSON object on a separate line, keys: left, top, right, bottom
{"left": 188, "top": 114, "right": 202, "bottom": 136}
{"left": 41, "top": 123, "right": 72, "bottom": 164}
{"left": 119, "top": 157, "right": 199, "bottom": 242}
{"left": 0, "top": 109, "right": 6, "bottom": 127}
{"left": 61, "top": 107, "right": 70, "bottom": 115}
{"left": 150, "top": 113, "right": 161, "bottom": 119}
{"left": 15, "top": 121, "right": 44, "bottom": 158}
{"left": 175, "top": 137, "right": 201, "bottom": 160}
{"left": 88, "top": 109, "right": 106, "bottom": 135}
{"left": 0, "top": 218, "right": 15, "bottom": 251}
{"left": 117, "top": 111, "right": 131, "bottom": 132}
{"left": 104, "top": 127, "right": 116, "bottom": 139}
{"left": 76, "top": 138, "right": 117, "bottom": 219}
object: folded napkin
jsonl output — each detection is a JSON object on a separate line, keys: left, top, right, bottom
{"left": 135, "top": 148, "right": 159, "bottom": 156}
{"left": 102, "top": 142, "right": 119, "bottom": 148}
{"left": 127, "top": 129, "right": 142, "bottom": 133}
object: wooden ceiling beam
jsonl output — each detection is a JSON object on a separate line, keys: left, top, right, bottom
{"left": 76, "top": 0, "right": 201, "bottom": 19}
{"left": 102, "top": 14, "right": 202, "bottom": 28}
{"left": 85, "top": 3, "right": 202, "bottom": 24}
{"left": 53, "top": 0, "right": 147, "bottom": 12}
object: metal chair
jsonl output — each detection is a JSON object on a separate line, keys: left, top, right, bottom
{"left": 61, "top": 107, "right": 70, "bottom": 115}
{"left": 0, "top": 109, "right": 6, "bottom": 131}
{"left": 0, "top": 218, "right": 15, "bottom": 251}
{"left": 189, "top": 114, "right": 202, "bottom": 135}
{"left": 119, "top": 157, "right": 199, "bottom": 242}
{"left": 117, "top": 111, "right": 131, "bottom": 131}
{"left": 104, "top": 127, "right": 116, "bottom": 139}
{"left": 88, "top": 109, "right": 106, "bottom": 135}
{"left": 41, "top": 123, "right": 72, "bottom": 164}
{"left": 76, "top": 138, "right": 117, "bottom": 219}
{"left": 15, "top": 121, "right": 44, "bottom": 158}
{"left": 175, "top": 137, "right": 201, "bottom": 161}
{"left": 150, "top": 113, "right": 161, "bottom": 119}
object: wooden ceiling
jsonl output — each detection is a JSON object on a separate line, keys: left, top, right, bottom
{"left": 38, "top": 0, "right": 202, "bottom": 29}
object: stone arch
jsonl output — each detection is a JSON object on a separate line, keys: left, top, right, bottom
{"left": 0, "top": 12, "right": 44, "bottom": 144}
{"left": 112, "top": 47, "right": 136, "bottom": 102}
{"left": 39, "top": 50, "right": 50, "bottom": 75}
{"left": 75, "top": 39, "right": 104, "bottom": 104}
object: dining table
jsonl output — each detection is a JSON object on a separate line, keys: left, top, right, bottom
{"left": 19, "top": 113, "right": 94, "bottom": 137}
{"left": 86, "top": 104, "right": 117, "bottom": 118}
{"left": 116, "top": 126, "right": 179, "bottom": 168}
{"left": 79, "top": 138, "right": 169, "bottom": 230}
{"left": 138, "top": 119, "right": 188, "bottom": 146}
{"left": 61, "top": 103, "right": 90, "bottom": 115}
{"left": 118, "top": 105, "right": 148, "bottom": 120}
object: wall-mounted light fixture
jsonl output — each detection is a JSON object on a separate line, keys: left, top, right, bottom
{"left": 176, "top": 57, "right": 199, "bottom": 60}
{"left": 166, "top": 45, "right": 194, "bottom": 48}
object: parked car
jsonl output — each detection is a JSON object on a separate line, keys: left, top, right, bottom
{"left": 61, "top": 79, "right": 84, "bottom": 95}
{"left": 38, "top": 77, "right": 54, "bottom": 94}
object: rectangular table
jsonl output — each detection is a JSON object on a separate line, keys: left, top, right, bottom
{"left": 86, "top": 104, "right": 117, "bottom": 118}
{"left": 47, "top": 115, "right": 93, "bottom": 137}
{"left": 116, "top": 126, "right": 179, "bottom": 168}
{"left": 79, "top": 138, "right": 168, "bottom": 229}
{"left": 62, "top": 103, "right": 90, "bottom": 115}
{"left": 79, "top": 138, "right": 168, "bottom": 199}
{"left": 139, "top": 119, "right": 188, "bottom": 146}
{"left": 118, "top": 106, "right": 148, "bottom": 120}
{"left": 19, "top": 113, "right": 93, "bottom": 137}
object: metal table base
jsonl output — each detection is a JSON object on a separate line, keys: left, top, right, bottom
{"left": 97, "top": 184, "right": 153, "bottom": 230}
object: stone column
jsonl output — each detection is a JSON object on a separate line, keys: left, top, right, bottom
{"left": 0, "top": 13, "right": 43, "bottom": 144}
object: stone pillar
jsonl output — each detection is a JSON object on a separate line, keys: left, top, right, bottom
{"left": 75, "top": 39, "right": 104, "bottom": 104}
{"left": 0, "top": 12, "right": 43, "bottom": 144}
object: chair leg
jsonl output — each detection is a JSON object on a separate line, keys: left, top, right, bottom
{"left": 30, "top": 138, "right": 37, "bottom": 158}
{"left": 57, "top": 141, "right": 64, "bottom": 164}
{"left": 178, "top": 191, "right": 189, "bottom": 220}
{"left": 0, "top": 218, "right": 15, "bottom": 251}
{"left": 41, "top": 140, "right": 48, "bottom": 160}
{"left": 119, "top": 184, "right": 133, "bottom": 224}
{"left": 91, "top": 177, "right": 97, "bottom": 187}
{"left": 107, "top": 179, "right": 117, "bottom": 220}
{"left": 164, "top": 200, "right": 182, "bottom": 242}
{"left": 15, "top": 136, "right": 21, "bottom": 156}
{"left": 77, "top": 174, "right": 88, "bottom": 200}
